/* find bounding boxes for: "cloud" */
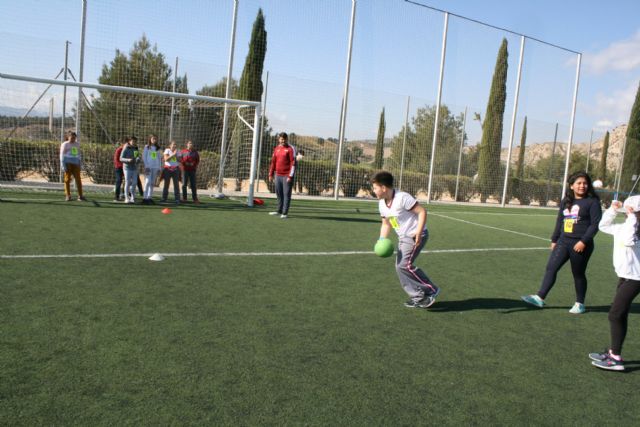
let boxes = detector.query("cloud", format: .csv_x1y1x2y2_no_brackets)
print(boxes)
583,30,640,74
581,80,638,130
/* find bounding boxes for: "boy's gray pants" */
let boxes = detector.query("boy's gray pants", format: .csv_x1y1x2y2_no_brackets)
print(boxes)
396,229,438,302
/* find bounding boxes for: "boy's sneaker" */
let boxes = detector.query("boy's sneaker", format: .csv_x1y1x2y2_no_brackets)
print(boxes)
592,353,625,371
280,214,288,219
521,294,545,308
404,299,422,308
569,302,586,314
269,211,280,216
78,196,87,201
420,287,441,308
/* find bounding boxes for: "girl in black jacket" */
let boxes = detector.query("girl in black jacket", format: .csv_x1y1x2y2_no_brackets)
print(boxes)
521,171,602,314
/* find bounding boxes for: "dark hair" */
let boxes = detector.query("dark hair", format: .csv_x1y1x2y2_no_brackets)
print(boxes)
65,131,76,140
278,132,288,140
563,171,599,209
147,134,158,147
371,170,394,187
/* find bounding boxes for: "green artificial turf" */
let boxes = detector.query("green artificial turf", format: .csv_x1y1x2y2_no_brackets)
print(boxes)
1,191,638,425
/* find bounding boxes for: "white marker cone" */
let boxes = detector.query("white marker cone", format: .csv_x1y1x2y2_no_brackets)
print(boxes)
149,253,165,261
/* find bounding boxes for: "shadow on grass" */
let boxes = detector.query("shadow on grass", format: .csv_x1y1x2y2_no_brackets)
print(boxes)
429,298,640,315
291,215,380,224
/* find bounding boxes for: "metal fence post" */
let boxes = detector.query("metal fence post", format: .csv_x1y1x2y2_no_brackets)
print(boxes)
398,95,410,191
454,106,468,201
560,52,582,200
334,0,357,200
216,0,239,196
501,35,525,207
426,12,448,203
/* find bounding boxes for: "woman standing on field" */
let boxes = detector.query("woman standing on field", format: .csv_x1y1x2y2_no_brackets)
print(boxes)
521,171,601,314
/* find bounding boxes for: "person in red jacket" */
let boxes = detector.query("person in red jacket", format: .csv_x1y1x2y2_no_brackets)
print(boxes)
113,138,126,202
180,139,200,203
268,132,296,219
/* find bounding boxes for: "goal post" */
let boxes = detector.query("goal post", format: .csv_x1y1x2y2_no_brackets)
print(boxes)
0,72,261,206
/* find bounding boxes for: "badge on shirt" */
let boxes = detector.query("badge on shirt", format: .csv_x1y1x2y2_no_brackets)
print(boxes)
389,216,400,230
151,152,157,159
563,219,575,233
70,147,78,156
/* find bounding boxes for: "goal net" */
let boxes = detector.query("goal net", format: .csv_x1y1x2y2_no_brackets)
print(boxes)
0,73,261,203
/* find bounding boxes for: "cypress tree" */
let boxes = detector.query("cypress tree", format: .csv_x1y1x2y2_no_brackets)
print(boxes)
477,38,508,202
230,9,267,190
516,116,527,180
621,81,640,192
374,107,386,170
598,131,609,185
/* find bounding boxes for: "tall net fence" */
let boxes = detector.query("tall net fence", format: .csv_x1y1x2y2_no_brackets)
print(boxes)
0,0,622,205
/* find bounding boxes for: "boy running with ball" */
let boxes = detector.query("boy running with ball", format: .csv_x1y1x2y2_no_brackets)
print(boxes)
371,171,440,308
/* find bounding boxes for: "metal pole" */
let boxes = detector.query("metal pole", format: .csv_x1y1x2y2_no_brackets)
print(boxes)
454,106,468,202
334,0,357,200
426,12,449,203
76,0,87,137
545,123,559,202
255,71,269,193
398,95,410,191
614,135,627,199
49,98,54,134
169,56,178,141
216,0,239,195
560,52,582,200
501,35,525,207
247,104,262,207
585,129,593,173
61,41,70,142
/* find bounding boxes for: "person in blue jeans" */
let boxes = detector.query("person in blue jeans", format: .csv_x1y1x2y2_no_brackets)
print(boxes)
268,132,296,219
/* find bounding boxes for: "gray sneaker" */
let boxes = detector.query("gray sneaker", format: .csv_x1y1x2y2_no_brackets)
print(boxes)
591,353,625,371
420,287,441,308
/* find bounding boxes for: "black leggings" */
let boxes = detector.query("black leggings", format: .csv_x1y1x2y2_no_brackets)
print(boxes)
537,239,594,303
609,278,640,355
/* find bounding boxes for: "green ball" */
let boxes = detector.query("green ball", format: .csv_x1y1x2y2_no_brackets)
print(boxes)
374,238,394,258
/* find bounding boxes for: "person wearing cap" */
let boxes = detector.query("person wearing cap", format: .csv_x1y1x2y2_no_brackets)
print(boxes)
521,171,602,314
589,195,640,371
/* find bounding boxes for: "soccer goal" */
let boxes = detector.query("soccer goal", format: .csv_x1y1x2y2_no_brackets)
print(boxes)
0,72,262,205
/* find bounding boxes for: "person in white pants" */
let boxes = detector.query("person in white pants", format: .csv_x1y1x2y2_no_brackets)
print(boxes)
143,134,163,205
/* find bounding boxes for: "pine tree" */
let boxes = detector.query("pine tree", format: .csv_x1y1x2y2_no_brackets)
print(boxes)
477,38,508,202
373,107,386,169
598,131,609,185
82,35,187,145
230,9,268,190
516,116,527,180
622,81,640,192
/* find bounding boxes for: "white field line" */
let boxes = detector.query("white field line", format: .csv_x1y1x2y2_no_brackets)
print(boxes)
0,247,549,260
429,212,550,242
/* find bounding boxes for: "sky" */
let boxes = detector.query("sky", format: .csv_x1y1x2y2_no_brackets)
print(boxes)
1,0,639,147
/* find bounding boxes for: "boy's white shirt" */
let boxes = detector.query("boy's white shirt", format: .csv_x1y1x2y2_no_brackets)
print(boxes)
599,207,640,280
378,190,423,238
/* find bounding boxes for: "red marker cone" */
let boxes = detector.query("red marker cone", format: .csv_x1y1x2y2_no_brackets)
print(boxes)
161,208,172,214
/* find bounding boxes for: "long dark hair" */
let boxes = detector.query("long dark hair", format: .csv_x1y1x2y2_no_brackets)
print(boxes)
562,171,599,210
